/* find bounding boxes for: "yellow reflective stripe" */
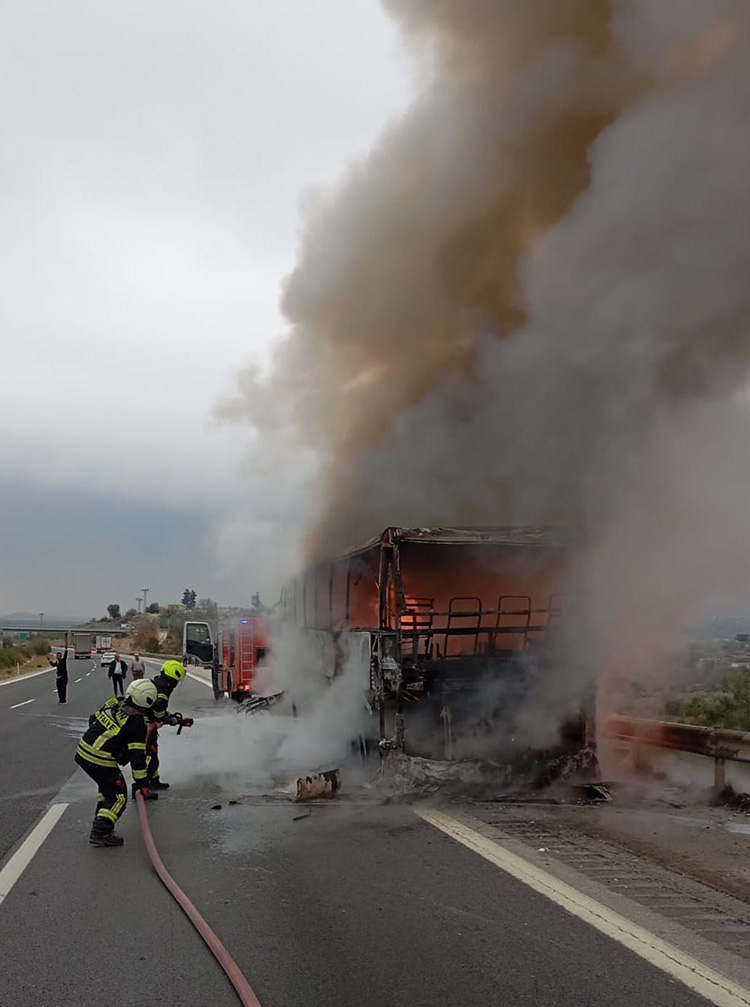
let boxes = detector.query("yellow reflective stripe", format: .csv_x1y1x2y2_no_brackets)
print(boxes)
87,729,120,753
132,768,147,780
128,742,146,751
97,793,126,824
77,743,117,767
79,739,118,762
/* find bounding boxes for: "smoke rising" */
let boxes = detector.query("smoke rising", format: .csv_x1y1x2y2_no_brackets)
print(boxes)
222,2,750,707
164,631,370,791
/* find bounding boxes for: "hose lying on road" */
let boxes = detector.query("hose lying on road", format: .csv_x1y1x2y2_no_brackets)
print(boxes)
135,792,262,1007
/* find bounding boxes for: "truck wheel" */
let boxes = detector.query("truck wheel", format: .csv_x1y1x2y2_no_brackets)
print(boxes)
212,671,222,701
226,673,233,701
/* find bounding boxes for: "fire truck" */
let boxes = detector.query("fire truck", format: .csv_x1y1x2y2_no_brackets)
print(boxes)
210,615,269,702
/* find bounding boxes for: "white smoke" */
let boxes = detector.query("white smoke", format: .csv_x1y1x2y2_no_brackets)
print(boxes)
218,0,750,732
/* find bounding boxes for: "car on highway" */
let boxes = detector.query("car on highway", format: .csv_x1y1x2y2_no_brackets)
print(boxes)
100,651,115,667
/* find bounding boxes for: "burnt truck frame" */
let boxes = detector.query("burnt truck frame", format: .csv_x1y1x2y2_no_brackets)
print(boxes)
280,526,589,764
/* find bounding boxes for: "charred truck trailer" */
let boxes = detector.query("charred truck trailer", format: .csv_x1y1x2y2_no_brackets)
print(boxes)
280,526,590,770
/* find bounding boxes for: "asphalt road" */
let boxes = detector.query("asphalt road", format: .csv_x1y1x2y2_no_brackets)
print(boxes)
0,656,103,861
0,662,723,1006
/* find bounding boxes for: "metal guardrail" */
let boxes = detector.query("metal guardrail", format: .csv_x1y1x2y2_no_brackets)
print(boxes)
603,714,750,795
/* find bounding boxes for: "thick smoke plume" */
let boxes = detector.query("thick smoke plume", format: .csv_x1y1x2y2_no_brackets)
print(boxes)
223,1,750,694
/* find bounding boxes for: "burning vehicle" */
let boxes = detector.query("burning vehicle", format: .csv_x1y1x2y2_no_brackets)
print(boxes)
280,525,593,783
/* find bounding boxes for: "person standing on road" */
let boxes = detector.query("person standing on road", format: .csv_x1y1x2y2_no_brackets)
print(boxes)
50,648,68,704
75,679,158,847
130,653,146,680
145,659,187,791
107,653,128,697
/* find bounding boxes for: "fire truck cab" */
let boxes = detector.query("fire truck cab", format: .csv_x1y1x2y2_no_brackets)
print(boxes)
212,615,269,702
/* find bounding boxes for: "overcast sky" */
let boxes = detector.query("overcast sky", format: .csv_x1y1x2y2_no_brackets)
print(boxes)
0,1,413,616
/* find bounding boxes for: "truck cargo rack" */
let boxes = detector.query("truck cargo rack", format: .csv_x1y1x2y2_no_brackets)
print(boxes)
398,594,560,660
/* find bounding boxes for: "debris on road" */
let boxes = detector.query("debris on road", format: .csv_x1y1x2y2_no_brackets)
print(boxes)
717,784,750,813
295,768,341,802
236,691,285,715
293,810,312,822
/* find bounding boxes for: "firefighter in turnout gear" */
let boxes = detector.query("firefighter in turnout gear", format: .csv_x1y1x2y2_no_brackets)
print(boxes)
75,679,158,847
146,659,187,790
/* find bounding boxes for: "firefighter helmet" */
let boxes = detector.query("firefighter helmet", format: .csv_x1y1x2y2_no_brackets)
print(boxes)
125,679,158,710
161,659,186,682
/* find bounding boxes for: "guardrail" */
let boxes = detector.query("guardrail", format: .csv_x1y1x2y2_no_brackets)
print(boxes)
603,714,750,796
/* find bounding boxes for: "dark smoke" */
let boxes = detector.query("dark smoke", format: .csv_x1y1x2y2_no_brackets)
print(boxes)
221,0,750,691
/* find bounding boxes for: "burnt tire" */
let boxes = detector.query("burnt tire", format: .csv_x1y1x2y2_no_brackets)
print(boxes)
212,671,222,701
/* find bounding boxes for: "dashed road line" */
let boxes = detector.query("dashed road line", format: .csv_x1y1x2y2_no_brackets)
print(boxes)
416,807,750,1007
74,677,82,683
9,698,35,710
0,804,69,907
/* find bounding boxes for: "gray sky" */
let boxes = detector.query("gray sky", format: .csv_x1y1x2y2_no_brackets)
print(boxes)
0,0,413,616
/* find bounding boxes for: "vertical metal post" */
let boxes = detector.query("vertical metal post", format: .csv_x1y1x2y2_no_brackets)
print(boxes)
441,705,453,760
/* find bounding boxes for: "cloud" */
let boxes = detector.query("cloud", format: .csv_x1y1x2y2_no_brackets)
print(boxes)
0,1,412,610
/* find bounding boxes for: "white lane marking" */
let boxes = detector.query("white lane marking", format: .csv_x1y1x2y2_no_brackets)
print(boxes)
186,671,211,688
0,803,69,907
139,655,211,689
9,698,35,710
415,808,750,1007
74,677,82,683
85,672,91,677
0,667,52,688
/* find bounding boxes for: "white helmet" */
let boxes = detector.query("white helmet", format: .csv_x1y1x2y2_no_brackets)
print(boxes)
125,679,158,711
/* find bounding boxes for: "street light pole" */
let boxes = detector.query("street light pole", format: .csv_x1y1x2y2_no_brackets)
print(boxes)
142,588,149,612
136,597,142,614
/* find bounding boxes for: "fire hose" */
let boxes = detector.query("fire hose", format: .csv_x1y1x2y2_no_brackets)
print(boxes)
135,718,262,1007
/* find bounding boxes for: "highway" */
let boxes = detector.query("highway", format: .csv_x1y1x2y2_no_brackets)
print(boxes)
0,658,748,1006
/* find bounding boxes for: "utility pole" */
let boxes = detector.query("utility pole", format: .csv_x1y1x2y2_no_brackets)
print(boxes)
136,596,142,614
39,613,44,630
142,588,149,611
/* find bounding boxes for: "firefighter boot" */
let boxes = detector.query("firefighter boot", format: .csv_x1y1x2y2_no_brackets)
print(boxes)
150,780,170,790
89,822,124,847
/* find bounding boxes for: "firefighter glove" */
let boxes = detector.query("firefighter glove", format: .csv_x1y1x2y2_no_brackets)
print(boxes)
132,783,158,800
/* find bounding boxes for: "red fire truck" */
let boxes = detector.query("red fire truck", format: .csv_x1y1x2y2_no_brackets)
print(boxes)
211,615,269,702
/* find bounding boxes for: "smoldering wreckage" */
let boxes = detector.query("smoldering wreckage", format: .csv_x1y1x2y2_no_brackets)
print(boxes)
195,526,600,805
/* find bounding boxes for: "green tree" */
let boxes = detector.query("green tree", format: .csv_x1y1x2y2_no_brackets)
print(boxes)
182,589,197,610
107,604,121,621
683,667,750,731
146,602,160,614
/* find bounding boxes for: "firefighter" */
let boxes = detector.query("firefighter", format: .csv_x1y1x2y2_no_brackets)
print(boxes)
145,659,187,790
74,679,158,847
